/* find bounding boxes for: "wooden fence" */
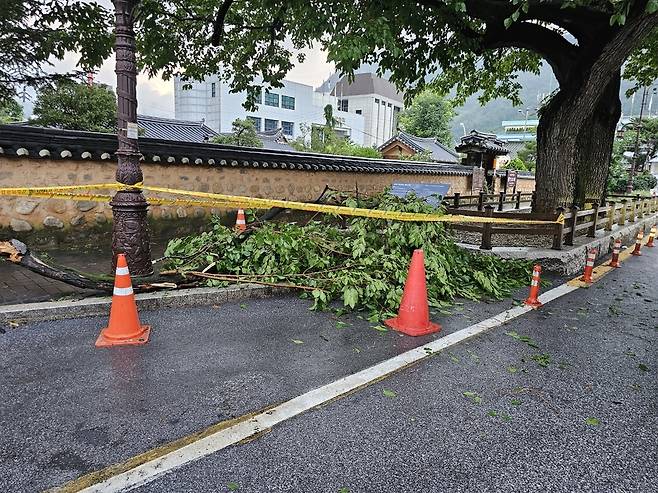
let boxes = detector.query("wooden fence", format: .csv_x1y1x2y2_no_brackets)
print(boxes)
444,195,658,250
442,191,535,211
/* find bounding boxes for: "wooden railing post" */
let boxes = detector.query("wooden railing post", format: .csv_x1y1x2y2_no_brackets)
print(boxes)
618,199,627,226
453,192,461,209
636,195,644,219
552,206,565,250
477,191,485,211
587,203,600,237
629,198,636,223
515,191,522,209
565,205,579,246
498,191,505,211
605,201,615,232
480,205,494,250
530,191,536,211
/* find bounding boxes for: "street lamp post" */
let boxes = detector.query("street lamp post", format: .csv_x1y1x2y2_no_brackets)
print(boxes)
460,122,467,136
111,0,153,275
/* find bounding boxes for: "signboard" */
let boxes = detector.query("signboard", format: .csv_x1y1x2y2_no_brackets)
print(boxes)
471,167,485,193
390,183,451,206
506,170,518,192
126,122,139,140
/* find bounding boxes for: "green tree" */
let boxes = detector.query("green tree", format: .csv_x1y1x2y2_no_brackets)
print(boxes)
31,81,117,132
516,140,537,171
133,0,658,212
607,117,658,192
0,1,113,102
211,118,263,147
0,98,23,123
290,122,382,158
398,90,455,146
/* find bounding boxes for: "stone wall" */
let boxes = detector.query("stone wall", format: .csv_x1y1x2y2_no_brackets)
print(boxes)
0,157,535,238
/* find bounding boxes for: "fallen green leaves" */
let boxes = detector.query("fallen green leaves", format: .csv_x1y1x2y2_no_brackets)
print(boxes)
505,331,539,348
585,417,600,426
383,389,397,398
164,192,532,318
463,391,482,404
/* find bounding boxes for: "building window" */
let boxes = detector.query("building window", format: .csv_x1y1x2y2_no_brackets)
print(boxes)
337,99,349,112
355,109,362,115
255,88,262,104
394,106,401,113
281,95,295,110
374,98,380,104
264,118,278,131
211,82,216,98
246,116,261,132
381,100,387,105
281,121,294,136
264,91,279,107
388,102,392,107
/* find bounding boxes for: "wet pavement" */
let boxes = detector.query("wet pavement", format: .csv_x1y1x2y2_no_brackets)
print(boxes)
0,283,528,493
0,248,655,492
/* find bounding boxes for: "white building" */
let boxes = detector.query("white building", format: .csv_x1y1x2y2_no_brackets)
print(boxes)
326,73,405,148
174,76,367,145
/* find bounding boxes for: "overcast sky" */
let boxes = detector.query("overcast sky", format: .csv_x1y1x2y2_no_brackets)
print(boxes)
23,44,335,119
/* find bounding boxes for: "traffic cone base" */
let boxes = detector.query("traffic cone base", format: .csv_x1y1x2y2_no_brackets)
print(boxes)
524,298,543,309
523,265,543,309
385,249,441,337
95,325,151,348
385,317,441,337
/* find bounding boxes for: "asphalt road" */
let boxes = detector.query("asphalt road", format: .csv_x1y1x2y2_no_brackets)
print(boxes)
134,249,658,492
0,272,527,492
1,249,655,492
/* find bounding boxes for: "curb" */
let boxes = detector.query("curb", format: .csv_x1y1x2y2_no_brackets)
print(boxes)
0,284,288,324
459,212,658,275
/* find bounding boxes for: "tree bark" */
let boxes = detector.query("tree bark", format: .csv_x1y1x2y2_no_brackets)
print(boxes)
573,71,622,207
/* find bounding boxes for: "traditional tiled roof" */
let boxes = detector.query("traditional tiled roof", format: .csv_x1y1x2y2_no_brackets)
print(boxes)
136,115,217,143
378,131,459,164
0,124,474,176
215,128,295,151
456,130,509,155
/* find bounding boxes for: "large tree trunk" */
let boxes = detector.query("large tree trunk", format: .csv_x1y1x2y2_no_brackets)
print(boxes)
534,89,582,213
572,71,622,207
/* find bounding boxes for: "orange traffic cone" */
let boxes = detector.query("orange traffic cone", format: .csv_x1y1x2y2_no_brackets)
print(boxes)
609,238,622,268
235,208,247,233
580,248,597,283
524,265,542,308
646,225,656,247
95,254,151,348
631,230,644,256
385,249,441,337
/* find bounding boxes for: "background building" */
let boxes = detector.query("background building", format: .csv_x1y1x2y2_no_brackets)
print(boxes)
174,76,366,145
325,73,404,148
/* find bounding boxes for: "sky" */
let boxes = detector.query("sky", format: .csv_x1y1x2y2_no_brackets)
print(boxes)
23,45,335,119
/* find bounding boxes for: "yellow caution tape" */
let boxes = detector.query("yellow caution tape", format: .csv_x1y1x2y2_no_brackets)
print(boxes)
0,183,564,225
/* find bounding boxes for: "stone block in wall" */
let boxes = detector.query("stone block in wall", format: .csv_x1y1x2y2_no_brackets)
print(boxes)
15,200,39,215
10,218,32,232
43,216,64,228
95,213,107,224
70,215,86,226
77,201,97,212
46,199,68,214
176,207,187,218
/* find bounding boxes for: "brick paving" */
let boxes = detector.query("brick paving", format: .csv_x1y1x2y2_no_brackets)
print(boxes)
0,242,167,306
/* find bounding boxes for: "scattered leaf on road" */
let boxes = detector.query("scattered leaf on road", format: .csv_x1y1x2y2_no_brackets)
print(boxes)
383,389,396,398
531,353,551,368
507,366,518,374
239,304,247,310
585,417,600,426
511,399,522,406
291,339,304,344
463,391,482,404
335,321,349,329
227,482,239,491
638,363,649,372
338,488,350,493
372,325,388,332
487,410,499,417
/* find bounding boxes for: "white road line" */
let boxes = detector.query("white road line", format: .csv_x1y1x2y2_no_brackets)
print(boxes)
77,282,580,493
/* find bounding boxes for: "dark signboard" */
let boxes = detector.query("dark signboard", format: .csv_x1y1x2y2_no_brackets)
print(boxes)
390,183,451,206
506,170,518,192
471,167,485,193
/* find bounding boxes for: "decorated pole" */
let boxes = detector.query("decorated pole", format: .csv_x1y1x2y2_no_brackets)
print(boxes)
111,0,153,275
